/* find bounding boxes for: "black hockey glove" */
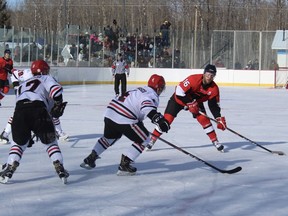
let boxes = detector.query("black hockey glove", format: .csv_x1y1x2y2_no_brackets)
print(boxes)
4,64,12,74
150,112,170,133
51,101,68,118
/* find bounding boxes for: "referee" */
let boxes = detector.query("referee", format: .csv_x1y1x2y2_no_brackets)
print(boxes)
111,53,130,97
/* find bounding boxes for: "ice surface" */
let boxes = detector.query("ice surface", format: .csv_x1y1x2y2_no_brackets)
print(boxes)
0,84,287,216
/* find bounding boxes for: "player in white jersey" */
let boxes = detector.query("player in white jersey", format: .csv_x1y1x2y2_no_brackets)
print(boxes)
80,74,170,175
0,60,69,184
0,68,69,144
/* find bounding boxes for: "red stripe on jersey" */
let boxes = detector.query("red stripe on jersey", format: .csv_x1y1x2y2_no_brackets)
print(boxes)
49,86,62,98
99,137,110,149
10,146,23,154
131,124,147,140
47,146,60,154
132,142,145,152
109,102,135,119
141,101,153,105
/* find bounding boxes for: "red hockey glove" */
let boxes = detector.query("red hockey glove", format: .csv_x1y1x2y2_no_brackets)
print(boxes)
186,101,199,115
216,117,227,130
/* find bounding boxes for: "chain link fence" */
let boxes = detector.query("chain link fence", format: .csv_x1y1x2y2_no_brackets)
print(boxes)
0,26,281,70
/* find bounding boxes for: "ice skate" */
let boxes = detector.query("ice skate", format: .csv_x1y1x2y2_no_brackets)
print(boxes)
117,154,137,176
0,161,19,184
80,150,100,170
0,131,9,144
56,131,69,142
213,141,224,152
53,160,69,184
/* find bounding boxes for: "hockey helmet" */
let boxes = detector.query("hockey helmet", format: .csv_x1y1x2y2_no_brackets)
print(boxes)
148,74,166,95
31,60,50,75
204,64,217,75
4,49,11,55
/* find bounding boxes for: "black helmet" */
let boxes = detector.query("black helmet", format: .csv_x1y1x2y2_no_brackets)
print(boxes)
204,64,217,75
4,49,11,55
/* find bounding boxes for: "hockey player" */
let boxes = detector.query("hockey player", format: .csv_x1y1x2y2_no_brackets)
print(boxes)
0,60,69,184
147,64,227,152
80,74,170,175
0,49,13,106
0,68,69,144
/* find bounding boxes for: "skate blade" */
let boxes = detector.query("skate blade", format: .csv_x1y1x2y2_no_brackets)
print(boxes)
80,163,94,170
61,177,68,184
0,176,9,184
0,139,8,145
217,148,225,153
59,136,69,142
116,170,137,176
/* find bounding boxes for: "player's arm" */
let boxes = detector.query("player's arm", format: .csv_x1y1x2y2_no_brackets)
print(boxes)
147,109,170,133
175,85,191,104
111,62,116,76
208,96,227,130
208,97,221,118
47,77,67,118
4,62,13,74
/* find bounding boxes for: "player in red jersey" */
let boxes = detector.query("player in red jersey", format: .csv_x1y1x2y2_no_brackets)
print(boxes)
0,49,13,106
147,64,227,152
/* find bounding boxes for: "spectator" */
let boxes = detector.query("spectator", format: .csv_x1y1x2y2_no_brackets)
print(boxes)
270,60,279,70
213,57,225,67
111,19,121,41
244,60,254,70
160,20,171,47
14,44,20,62
234,61,242,69
70,44,77,60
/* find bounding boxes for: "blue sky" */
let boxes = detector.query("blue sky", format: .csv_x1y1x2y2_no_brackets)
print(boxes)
6,0,23,8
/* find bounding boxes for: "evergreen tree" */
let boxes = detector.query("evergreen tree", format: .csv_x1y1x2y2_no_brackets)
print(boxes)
0,0,10,28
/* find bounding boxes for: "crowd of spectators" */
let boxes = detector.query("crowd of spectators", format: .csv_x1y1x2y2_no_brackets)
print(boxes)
61,19,186,68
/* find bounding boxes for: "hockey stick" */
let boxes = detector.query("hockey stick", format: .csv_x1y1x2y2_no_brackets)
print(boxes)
150,134,242,174
199,111,285,156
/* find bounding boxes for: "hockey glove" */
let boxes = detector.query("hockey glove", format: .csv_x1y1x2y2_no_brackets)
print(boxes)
186,100,199,115
4,64,12,74
151,112,170,133
216,116,227,130
51,101,68,118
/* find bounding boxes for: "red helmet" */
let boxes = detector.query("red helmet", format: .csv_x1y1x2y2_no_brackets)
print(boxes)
148,74,166,95
31,60,50,75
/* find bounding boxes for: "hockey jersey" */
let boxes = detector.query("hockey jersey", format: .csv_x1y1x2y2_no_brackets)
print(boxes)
0,57,13,80
16,75,63,109
11,68,33,88
111,60,129,75
105,86,159,124
174,74,221,118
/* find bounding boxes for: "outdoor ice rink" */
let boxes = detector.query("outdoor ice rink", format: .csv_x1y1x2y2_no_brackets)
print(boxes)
0,84,288,216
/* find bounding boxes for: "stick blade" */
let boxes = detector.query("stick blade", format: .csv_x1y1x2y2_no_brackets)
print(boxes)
220,166,242,174
272,151,285,156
